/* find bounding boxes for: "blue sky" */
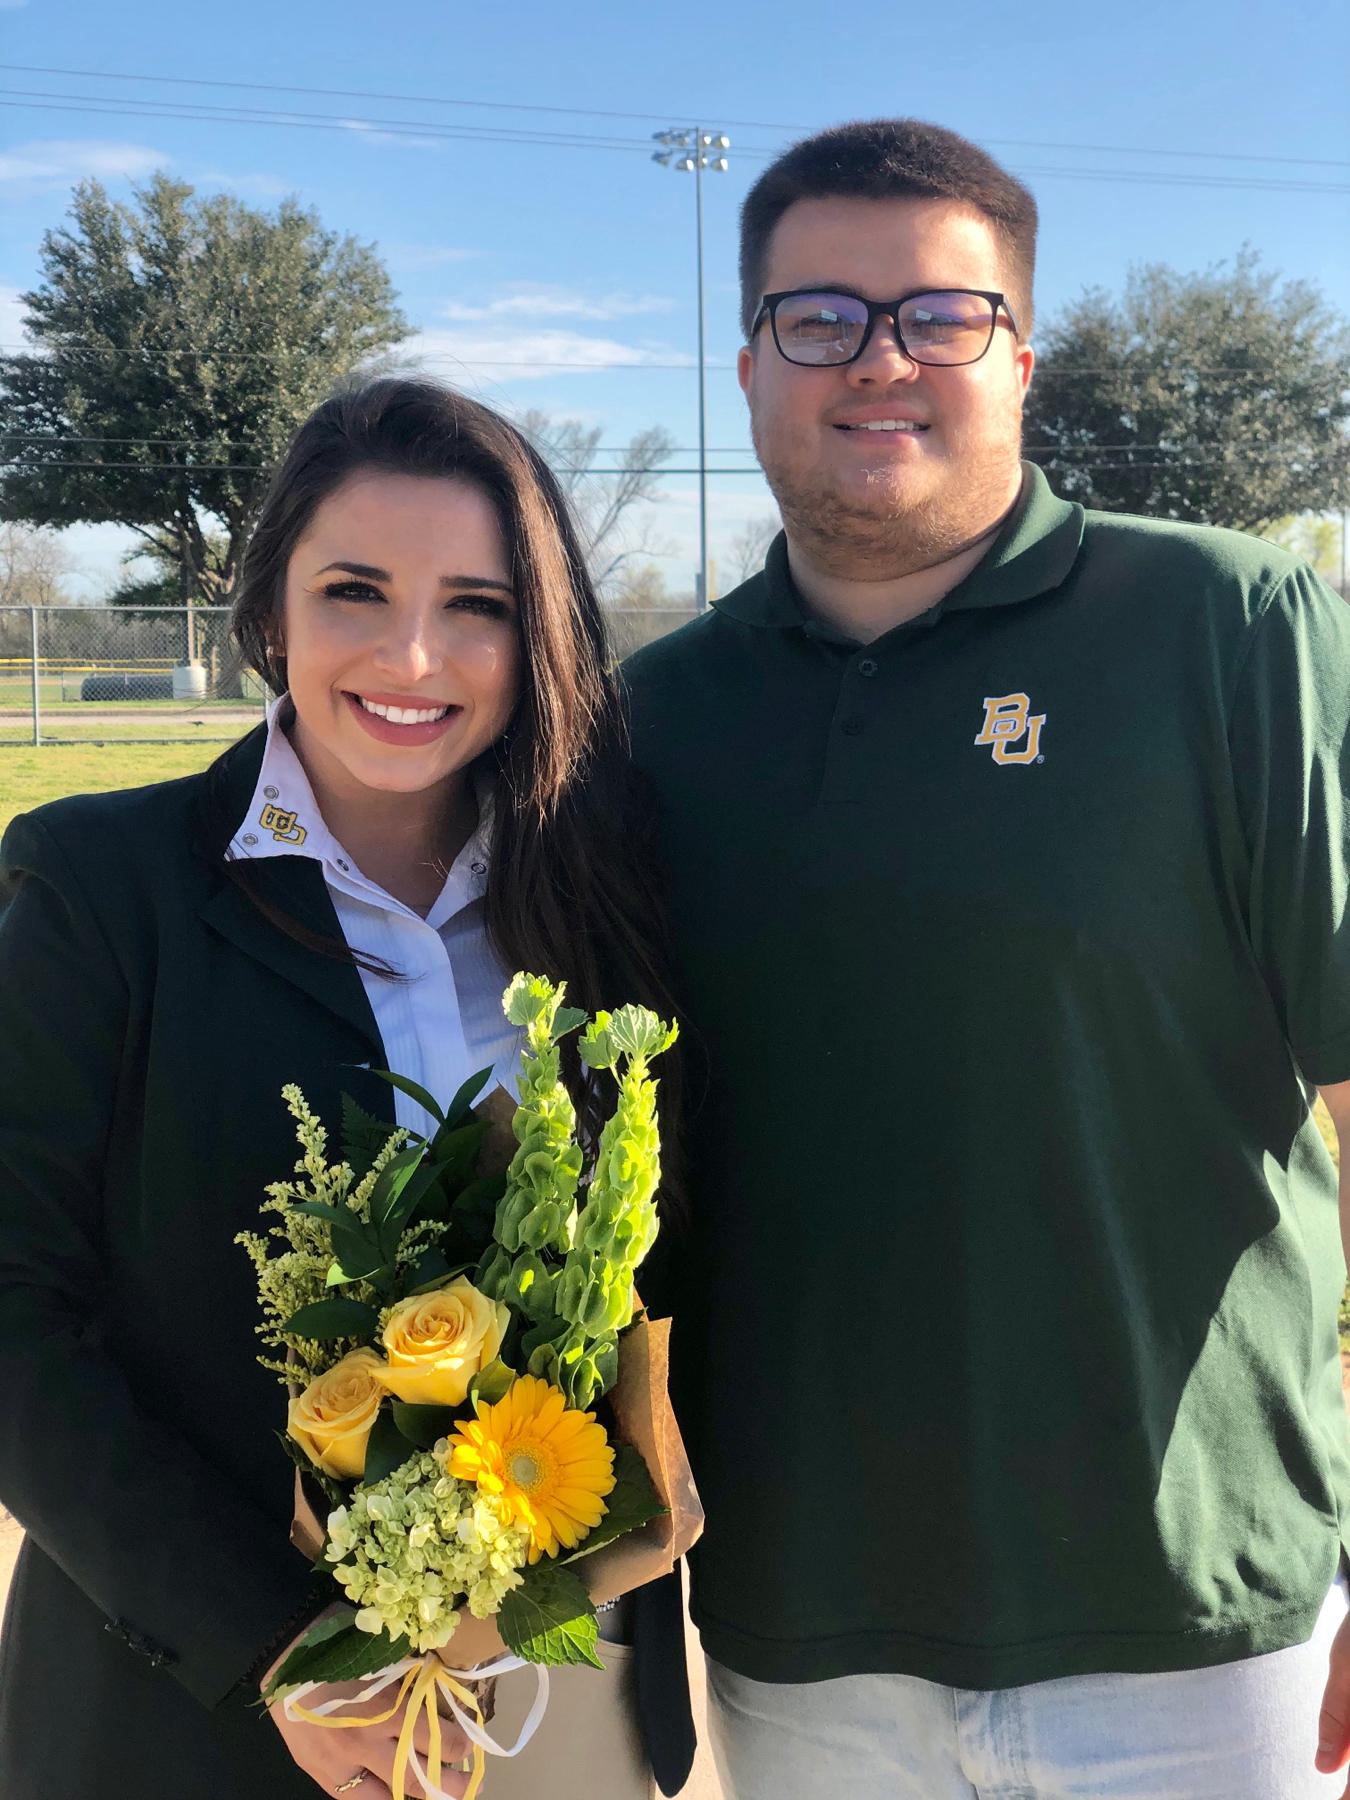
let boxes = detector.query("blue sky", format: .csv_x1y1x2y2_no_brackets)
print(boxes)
2,0,1348,599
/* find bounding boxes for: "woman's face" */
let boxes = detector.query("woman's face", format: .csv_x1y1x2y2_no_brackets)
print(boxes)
280,470,522,804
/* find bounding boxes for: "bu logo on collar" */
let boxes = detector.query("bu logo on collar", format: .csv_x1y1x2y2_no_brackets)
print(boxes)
975,693,1046,765
259,802,307,845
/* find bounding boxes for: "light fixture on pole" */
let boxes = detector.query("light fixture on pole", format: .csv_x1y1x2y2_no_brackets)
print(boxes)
653,127,730,610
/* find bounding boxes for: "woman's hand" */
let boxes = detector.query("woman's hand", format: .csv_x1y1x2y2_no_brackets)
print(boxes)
262,1608,473,1799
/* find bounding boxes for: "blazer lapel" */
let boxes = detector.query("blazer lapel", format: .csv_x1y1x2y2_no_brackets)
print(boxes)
198,858,385,1057
196,726,384,1058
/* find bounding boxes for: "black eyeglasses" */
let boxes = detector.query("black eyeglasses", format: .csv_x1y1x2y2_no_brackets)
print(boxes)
751,287,1019,368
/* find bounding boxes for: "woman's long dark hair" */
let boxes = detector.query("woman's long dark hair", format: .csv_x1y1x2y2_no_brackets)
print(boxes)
205,376,685,1226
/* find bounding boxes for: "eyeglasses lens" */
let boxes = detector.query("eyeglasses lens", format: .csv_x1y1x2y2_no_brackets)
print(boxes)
896,292,997,364
772,292,870,365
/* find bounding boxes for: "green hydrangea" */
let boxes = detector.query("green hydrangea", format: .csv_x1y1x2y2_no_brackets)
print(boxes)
325,1449,529,1652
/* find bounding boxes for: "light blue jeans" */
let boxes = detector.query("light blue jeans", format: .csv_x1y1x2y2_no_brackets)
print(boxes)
707,1578,1348,1799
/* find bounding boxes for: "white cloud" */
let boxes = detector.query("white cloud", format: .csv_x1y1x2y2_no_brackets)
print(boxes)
0,139,166,189
337,119,447,152
0,282,30,347
438,285,674,324
384,325,694,386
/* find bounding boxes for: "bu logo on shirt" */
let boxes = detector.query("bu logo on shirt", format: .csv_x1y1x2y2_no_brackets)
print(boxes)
259,802,307,845
974,693,1046,765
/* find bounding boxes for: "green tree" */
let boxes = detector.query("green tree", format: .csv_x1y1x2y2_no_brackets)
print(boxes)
0,174,408,610
1024,249,1350,532
1262,513,1345,586
104,533,224,607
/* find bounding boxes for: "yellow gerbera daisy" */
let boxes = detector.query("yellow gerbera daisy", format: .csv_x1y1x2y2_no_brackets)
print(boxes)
445,1374,616,1563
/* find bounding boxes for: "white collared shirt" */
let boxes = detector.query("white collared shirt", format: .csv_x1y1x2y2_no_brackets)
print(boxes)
228,701,521,1137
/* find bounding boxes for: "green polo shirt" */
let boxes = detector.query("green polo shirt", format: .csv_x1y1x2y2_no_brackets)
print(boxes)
622,464,1350,1690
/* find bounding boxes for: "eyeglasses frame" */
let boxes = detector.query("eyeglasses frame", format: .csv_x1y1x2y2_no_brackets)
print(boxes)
750,286,1021,369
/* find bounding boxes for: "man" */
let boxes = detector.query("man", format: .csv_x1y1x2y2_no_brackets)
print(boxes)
622,119,1350,1798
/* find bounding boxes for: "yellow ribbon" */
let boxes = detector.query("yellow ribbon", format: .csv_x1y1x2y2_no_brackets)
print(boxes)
288,1656,489,1800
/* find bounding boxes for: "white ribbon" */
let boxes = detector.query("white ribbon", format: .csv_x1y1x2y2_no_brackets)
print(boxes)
284,1650,550,1799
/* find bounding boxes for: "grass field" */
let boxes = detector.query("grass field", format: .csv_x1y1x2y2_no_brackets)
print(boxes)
0,741,225,835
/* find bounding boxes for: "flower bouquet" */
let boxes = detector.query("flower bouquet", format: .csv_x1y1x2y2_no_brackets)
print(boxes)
238,973,701,1798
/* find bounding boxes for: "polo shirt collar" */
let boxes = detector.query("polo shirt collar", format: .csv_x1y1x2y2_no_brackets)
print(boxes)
228,696,493,928
717,462,1084,631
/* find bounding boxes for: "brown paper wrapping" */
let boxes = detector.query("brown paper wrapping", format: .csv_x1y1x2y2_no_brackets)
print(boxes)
289,1082,702,1663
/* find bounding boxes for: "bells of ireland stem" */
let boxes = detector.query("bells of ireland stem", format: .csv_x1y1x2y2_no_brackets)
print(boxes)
490,974,586,1258
556,1006,677,1341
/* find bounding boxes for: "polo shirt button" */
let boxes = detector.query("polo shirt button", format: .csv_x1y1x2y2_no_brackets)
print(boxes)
858,659,879,677
841,716,864,736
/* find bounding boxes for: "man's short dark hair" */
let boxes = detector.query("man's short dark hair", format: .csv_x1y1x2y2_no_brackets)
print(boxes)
739,118,1038,341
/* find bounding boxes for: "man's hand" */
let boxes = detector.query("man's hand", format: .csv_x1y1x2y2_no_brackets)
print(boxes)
1317,1609,1350,1791
1317,1079,1350,1793
261,1606,472,1799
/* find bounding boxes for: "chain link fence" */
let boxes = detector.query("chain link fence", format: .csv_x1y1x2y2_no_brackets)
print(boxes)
0,604,698,747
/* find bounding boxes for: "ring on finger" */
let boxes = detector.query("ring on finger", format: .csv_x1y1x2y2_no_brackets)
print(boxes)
334,1777,366,1794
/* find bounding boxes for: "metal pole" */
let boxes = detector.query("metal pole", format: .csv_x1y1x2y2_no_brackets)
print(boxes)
29,605,40,746
694,128,709,611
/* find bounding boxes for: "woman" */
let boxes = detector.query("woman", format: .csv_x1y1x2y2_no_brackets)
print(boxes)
0,378,694,1799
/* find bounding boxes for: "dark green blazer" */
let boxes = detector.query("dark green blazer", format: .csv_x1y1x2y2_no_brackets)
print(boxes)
0,727,694,1798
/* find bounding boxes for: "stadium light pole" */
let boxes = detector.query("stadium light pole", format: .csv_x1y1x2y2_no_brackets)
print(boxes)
653,128,730,610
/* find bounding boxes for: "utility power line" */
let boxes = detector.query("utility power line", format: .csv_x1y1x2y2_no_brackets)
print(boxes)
0,434,1321,458
0,456,1313,475
3,93,1350,196
0,344,1311,378
3,62,1348,171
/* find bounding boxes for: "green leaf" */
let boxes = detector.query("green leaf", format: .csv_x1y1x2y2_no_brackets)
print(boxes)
389,1401,459,1449
443,1066,494,1130
263,1620,411,1703
468,1358,516,1408
376,1159,441,1249
454,1171,507,1223
553,1006,589,1040
366,1143,428,1226
293,1604,359,1650
404,1249,471,1294
330,1216,388,1282
341,1092,397,1181
563,1444,667,1563
282,1297,379,1341
362,1407,418,1485
288,1200,355,1229
428,1120,489,1187
520,1315,568,1363
369,1068,446,1127
496,1562,601,1669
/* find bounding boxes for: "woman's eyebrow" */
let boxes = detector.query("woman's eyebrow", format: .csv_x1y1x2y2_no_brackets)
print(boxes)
314,561,514,596
440,574,515,595
315,559,389,579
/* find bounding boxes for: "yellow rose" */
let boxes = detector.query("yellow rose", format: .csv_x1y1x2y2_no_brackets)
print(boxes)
287,1348,385,1480
376,1277,509,1408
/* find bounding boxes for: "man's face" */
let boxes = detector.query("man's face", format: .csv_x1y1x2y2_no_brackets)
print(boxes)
739,195,1035,575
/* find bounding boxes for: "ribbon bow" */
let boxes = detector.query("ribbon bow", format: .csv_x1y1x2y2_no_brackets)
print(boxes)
284,1650,550,1800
